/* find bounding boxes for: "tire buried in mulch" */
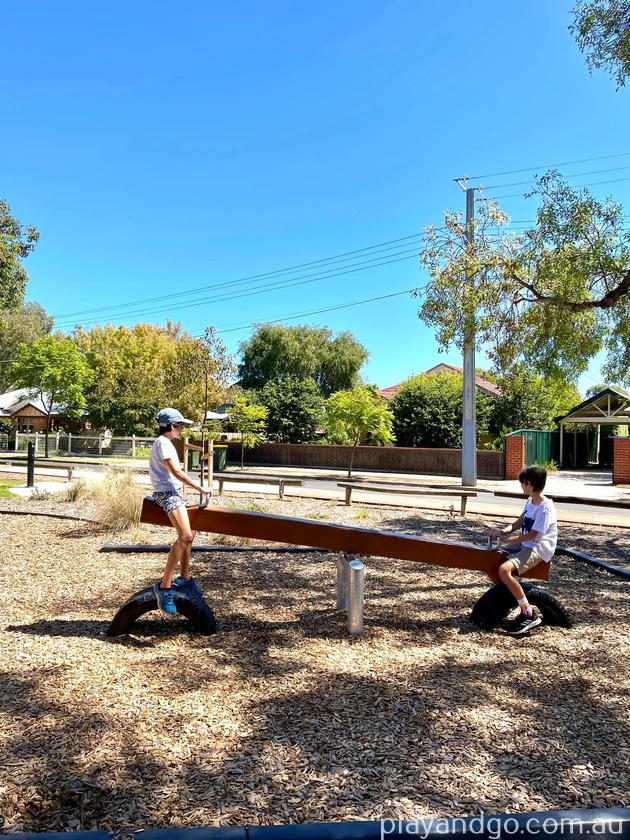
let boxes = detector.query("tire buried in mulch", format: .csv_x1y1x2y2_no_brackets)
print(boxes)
471,582,572,630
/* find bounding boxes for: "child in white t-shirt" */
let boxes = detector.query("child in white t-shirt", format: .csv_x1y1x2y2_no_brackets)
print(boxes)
149,408,209,615
488,465,558,636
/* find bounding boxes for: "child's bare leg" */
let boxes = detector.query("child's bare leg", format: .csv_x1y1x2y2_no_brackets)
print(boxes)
498,559,526,601
179,529,196,580
160,507,194,589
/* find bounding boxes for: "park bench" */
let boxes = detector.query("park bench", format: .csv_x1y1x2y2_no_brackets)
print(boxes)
337,481,477,515
216,473,304,500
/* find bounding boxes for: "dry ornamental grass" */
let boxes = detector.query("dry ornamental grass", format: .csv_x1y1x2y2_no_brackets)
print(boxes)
0,492,628,833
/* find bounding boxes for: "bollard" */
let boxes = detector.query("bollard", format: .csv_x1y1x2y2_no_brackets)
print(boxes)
27,441,35,487
336,554,349,609
347,558,365,635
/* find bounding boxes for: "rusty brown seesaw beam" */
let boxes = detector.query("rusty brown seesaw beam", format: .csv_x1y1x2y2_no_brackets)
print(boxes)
105,497,555,637
140,497,549,582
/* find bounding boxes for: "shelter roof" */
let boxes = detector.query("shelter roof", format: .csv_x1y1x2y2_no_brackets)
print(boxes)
556,387,630,425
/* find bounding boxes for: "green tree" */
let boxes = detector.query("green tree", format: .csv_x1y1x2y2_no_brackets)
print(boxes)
325,386,395,478
238,324,368,397
390,372,494,449
570,0,630,88
74,323,232,434
417,172,630,385
252,376,325,443
489,369,582,435
0,200,39,311
12,334,93,457
0,302,53,391
229,394,268,469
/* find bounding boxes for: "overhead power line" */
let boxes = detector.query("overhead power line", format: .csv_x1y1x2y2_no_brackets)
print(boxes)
466,152,630,181
202,287,426,337
52,232,423,323
54,251,421,330
484,175,630,201
482,164,630,191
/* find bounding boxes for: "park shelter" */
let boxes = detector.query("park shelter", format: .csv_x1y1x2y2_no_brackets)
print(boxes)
556,387,630,467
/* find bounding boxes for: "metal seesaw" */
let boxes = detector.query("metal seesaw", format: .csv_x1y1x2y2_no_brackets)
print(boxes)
106,498,570,637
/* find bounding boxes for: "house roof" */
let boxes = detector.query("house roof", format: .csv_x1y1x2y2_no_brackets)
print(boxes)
0,389,64,417
378,364,503,400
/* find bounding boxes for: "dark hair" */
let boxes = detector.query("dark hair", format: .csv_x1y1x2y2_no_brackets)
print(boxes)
518,465,547,492
158,424,172,435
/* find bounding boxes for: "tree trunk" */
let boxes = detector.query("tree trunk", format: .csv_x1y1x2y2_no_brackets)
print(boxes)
241,439,245,470
45,415,50,458
348,437,359,478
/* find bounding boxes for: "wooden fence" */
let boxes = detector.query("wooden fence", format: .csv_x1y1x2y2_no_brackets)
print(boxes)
226,442,504,479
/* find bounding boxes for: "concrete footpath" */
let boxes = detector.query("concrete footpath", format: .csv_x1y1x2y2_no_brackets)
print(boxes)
2,461,629,529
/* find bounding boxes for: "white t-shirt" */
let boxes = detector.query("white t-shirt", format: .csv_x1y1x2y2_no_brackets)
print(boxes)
149,436,183,493
521,497,558,562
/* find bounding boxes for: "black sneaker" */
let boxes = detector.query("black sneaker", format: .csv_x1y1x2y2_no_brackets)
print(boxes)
508,609,542,636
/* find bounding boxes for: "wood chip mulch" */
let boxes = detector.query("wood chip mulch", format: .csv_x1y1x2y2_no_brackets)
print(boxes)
1,493,629,833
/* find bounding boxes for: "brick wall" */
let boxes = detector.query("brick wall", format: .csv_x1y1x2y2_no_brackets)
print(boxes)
613,437,630,485
505,435,525,480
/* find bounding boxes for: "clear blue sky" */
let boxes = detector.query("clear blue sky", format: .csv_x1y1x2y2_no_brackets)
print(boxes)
2,0,629,394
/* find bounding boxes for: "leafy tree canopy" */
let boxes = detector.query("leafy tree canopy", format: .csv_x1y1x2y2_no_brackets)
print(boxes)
390,372,494,449
489,368,582,435
0,199,39,311
250,375,325,444
12,334,93,455
325,386,394,477
570,0,630,88
74,322,233,434
417,173,630,385
0,302,53,391
229,393,268,469
238,324,368,397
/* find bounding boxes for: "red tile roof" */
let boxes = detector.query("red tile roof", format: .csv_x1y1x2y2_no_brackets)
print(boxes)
378,364,503,400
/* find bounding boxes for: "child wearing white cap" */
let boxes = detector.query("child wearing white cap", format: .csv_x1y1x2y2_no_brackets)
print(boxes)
149,407,209,614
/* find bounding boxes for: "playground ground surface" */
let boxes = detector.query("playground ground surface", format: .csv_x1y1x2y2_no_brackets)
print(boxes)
1,490,629,833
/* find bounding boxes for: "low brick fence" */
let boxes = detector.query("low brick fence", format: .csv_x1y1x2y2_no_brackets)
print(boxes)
227,442,505,480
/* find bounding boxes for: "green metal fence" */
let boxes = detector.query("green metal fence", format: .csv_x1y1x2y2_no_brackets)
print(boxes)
504,429,559,466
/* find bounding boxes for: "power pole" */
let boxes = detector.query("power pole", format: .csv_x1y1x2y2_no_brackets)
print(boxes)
456,181,477,487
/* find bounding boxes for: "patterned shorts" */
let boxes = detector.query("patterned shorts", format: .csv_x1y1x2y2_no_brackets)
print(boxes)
153,489,187,514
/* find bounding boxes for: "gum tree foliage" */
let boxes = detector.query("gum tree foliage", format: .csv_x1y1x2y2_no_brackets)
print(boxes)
390,372,494,448
417,173,630,386
238,324,368,397
0,302,53,391
570,0,630,88
74,323,233,434
489,369,582,435
250,376,325,443
12,334,93,457
0,199,39,311
229,394,268,469
325,386,395,478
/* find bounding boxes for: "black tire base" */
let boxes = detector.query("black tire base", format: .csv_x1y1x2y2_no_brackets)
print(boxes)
107,586,217,636
470,582,572,631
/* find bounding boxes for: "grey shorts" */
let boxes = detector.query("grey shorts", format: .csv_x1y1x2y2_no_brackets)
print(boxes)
502,545,546,575
153,489,187,515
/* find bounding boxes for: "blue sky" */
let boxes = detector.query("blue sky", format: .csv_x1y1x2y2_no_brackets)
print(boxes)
2,0,629,394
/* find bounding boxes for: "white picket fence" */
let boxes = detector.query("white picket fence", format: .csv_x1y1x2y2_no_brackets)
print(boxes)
13,432,156,457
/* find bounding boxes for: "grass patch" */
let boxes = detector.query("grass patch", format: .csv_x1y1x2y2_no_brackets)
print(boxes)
0,478,23,498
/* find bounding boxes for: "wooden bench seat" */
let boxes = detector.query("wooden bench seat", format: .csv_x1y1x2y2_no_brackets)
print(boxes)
337,482,477,515
216,474,303,500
